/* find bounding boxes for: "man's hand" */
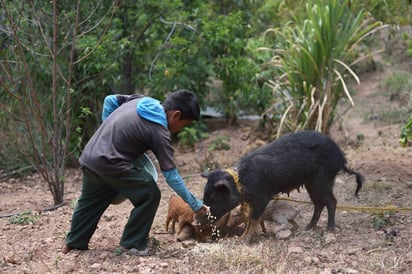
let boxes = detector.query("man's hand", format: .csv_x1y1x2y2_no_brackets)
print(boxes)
195,204,210,215
192,204,210,228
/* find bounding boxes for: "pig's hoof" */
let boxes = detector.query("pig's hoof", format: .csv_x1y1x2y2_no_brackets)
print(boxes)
304,224,314,230
240,233,255,245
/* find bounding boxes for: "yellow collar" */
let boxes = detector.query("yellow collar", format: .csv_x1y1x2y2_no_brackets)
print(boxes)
225,168,242,194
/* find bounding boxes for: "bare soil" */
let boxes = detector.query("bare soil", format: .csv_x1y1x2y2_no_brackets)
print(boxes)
1,63,411,273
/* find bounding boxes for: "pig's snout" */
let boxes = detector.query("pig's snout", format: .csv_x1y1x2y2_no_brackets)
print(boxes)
192,209,212,228
192,214,207,227
191,220,201,227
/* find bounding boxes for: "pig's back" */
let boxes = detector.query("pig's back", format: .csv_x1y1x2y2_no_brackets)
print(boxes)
238,131,346,191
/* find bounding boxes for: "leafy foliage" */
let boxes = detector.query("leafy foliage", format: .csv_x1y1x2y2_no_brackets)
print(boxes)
372,210,395,230
400,115,412,147
377,71,412,127
0,0,120,204
177,121,208,149
351,0,412,26
260,0,383,135
201,10,269,123
208,135,231,151
9,212,39,225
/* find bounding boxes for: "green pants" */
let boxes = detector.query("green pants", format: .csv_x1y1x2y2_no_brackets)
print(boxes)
66,165,160,250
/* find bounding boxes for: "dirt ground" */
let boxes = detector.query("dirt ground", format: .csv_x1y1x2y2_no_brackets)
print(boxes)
1,60,412,273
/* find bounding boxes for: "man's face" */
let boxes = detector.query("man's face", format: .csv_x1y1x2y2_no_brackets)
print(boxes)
167,110,193,133
169,119,192,133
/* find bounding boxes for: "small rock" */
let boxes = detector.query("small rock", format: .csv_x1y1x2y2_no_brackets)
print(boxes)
303,256,320,265
63,266,76,273
181,240,196,248
5,252,18,265
43,237,54,244
343,268,358,274
303,237,313,243
324,233,336,244
289,246,303,253
319,269,332,274
99,251,110,260
90,263,101,269
129,266,140,272
406,251,412,262
406,181,412,188
345,247,361,255
103,215,113,221
147,263,158,270
276,229,292,239
139,265,152,274
339,211,348,216
160,262,169,268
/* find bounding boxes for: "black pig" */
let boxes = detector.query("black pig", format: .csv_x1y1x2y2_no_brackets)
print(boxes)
196,130,364,243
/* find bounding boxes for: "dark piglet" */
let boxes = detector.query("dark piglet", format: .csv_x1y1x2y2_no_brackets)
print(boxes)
196,130,364,243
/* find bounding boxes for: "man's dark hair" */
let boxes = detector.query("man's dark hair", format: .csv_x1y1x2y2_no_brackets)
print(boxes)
163,89,200,121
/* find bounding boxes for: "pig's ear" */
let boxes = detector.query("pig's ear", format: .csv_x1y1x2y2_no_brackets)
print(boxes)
214,180,231,193
201,172,209,178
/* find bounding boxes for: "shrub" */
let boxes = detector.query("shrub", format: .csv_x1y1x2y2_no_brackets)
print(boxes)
261,0,383,136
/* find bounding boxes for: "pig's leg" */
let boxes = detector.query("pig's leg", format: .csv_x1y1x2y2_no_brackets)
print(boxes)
241,199,269,242
253,202,267,233
305,175,337,231
289,219,299,231
259,219,266,233
239,203,259,241
323,183,337,231
243,219,261,243
165,217,171,231
171,219,176,232
240,203,252,236
305,180,325,230
314,173,337,231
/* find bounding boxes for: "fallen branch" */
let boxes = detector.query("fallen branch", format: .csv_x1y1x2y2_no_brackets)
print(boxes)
0,202,66,218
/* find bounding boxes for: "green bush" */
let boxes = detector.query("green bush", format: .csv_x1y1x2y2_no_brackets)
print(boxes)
261,0,382,136
372,210,395,229
377,71,412,126
400,115,412,147
208,135,231,151
177,121,208,149
9,212,39,225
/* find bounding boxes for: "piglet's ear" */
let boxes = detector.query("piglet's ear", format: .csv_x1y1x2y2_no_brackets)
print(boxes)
200,172,209,178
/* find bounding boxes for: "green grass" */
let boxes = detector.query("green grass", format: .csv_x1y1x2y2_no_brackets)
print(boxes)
380,70,412,97
262,0,382,135
208,135,231,151
8,212,39,225
374,70,412,125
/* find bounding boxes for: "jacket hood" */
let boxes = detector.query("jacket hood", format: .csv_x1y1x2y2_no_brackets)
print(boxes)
137,97,168,128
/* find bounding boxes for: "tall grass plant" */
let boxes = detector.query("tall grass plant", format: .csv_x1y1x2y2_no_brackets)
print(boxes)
262,0,384,136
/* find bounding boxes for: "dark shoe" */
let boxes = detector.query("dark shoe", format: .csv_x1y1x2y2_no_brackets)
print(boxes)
127,247,150,256
121,246,155,256
62,245,88,254
62,245,73,254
